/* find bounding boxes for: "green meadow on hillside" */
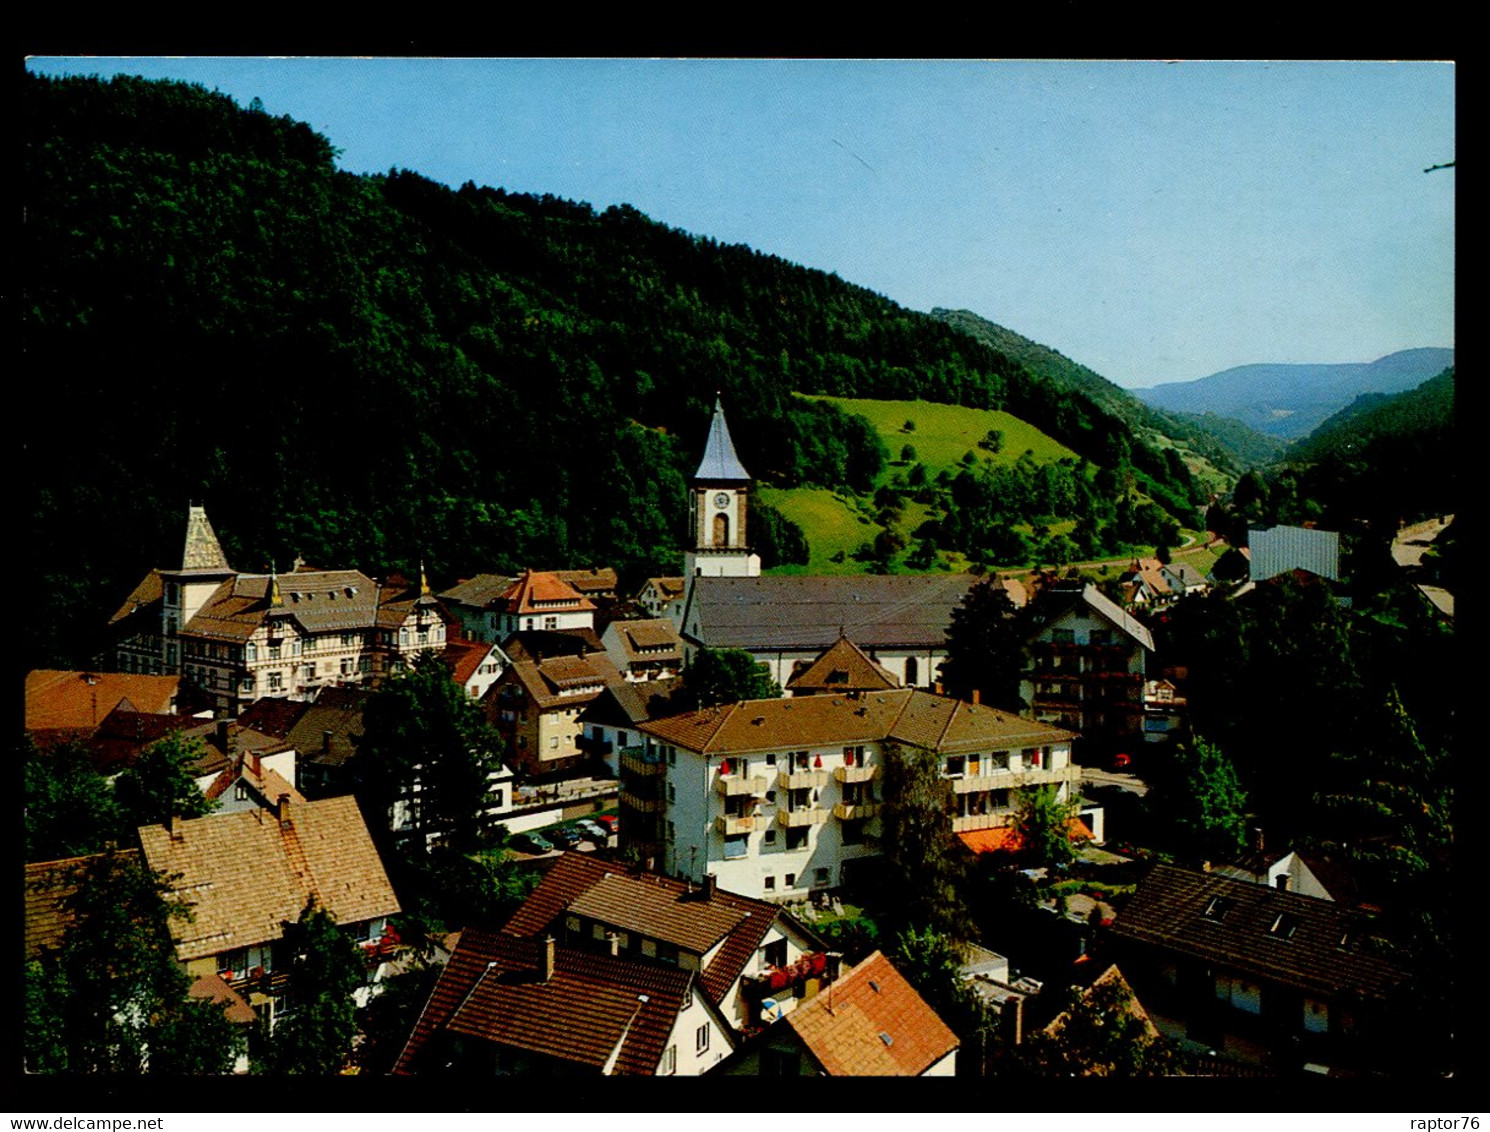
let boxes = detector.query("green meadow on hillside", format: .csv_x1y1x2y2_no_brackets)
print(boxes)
803,395,1078,483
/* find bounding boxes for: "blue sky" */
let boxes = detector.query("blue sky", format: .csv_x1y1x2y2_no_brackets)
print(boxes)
26,57,1454,389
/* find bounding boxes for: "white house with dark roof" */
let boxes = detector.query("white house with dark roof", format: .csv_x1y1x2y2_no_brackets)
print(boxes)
603,618,684,683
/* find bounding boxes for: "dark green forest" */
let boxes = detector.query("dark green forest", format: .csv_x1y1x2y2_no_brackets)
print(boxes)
26,72,1206,668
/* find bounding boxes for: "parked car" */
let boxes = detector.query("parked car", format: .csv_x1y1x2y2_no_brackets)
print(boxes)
549,826,583,849
514,832,553,854
596,814,620,835
576,819,609,844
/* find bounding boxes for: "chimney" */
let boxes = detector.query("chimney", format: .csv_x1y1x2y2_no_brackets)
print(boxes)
216,719,231,754
1200,860,1211,873
702,873,716,901
1252,826,1265,854
278,793,292,827
250,751,262,777
607,931,621,957
933,681,944,696
542,935,556,982
169,814,183,840
322,729,333,754
971,688,981,706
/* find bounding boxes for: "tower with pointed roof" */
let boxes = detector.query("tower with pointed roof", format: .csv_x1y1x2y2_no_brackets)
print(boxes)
684,398,761,581
158,504,238,672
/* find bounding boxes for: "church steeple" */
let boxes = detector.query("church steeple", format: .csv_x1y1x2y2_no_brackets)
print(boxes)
693,395,751,483
684,396,761,580
181,504,232,574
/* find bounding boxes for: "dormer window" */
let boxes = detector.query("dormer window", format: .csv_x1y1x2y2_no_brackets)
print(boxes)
1269,913,1300,940
1201,896,1235,923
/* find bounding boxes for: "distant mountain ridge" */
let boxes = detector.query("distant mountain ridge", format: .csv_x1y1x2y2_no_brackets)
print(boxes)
1134,348,1455,440
929,307,1283,476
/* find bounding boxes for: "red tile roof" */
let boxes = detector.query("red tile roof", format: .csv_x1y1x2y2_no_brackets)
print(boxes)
25,670,182,731
187,973,257,1025
394,928,689,1076
500,853,792,1008
500,571,595,616
785,636,899,694
785,950,958,1075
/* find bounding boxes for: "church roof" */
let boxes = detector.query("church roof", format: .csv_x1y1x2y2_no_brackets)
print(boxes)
693,398,751,483
785,635,900,694
177,505,233,575
681,573,980,652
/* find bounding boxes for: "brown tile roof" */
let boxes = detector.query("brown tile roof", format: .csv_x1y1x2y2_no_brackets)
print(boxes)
136,795,399,962
785,636,899,694
109,570,164,626
438,573,516,609
614,619,683,657
373,573,449,630
188,973,257,1025
500,853,793,1008
499,653,617,713
501,628,605,661
582,678,683,728
282,693,369,769
568,874,748,955
1108,862,1407,1000
682,573,980,651
183,569,379,642
552,567,619,597
25,852,141,959
785,950,958,1075
395,928,690,1076
642,576,686,601
235,697,311,740
26,670,182,731
640,690,1075,757
500,571,595,616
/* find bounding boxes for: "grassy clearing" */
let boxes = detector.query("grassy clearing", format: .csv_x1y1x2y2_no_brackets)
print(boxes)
757,484,875,573
804,394,1077,484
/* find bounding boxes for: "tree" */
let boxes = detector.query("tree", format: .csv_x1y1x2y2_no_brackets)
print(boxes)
24,737,125,861
1015,970,1174,1077
24,850,243,1073
355,652,505,855
253,898,364,1075
900,442,917,463
668,646,781,711
354,954,443,1074
880,742,973,937
940,576,1024,710
1145,736,1249,863
892,925,1001,1075
114,731,218,832
1012,784,1078,869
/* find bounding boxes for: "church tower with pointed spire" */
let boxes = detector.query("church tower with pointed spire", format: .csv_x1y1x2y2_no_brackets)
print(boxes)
684,397,761,580
158,504,237,671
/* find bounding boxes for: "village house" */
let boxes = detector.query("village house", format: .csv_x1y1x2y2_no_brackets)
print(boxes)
135,794,401,1027
784,634,900,697
622,688,1077,902
602,617,685,684
1107,862,1408,1071
1247,524,1341,584
637,575,686,620
484,648,623,780
1021,581,1154,753
395,852,831,1075
442,636,509,701
436,573,514,643
26,669,193,738
722,949,958,1076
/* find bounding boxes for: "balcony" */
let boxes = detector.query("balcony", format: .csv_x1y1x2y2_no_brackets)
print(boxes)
777,808,829,828
950,766,1076,793
619,789,664,814
620,746,665,777
717,773,770,797
833,764,877,784
777,769,828,790
833,801,882,821
716,814,758,836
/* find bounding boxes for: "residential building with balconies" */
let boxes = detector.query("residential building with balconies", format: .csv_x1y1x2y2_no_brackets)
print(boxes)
626,689,1077,902
1021,582,1153,754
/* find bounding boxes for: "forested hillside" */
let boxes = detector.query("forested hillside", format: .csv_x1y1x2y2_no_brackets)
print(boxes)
1206,368,1455,546
24,73,1204,667
930,307,1278,478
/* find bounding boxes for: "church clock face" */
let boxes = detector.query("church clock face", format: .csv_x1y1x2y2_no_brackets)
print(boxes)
713,492,731,510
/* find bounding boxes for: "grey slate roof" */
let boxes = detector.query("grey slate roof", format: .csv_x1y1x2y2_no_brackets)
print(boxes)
693,398,752,482
681,573,979,652
1248,525,1340,583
